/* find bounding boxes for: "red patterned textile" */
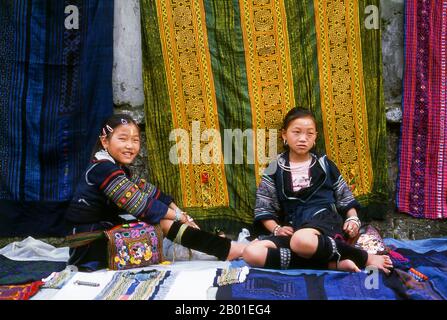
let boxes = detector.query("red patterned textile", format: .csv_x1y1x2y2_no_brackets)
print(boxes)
398,0,447,218
0,281,44,300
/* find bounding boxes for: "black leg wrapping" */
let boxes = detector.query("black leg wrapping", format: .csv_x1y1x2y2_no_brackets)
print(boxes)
166,221,231,261
166,221,182,239
265,248,327,270
312,234,338,262
334,239,368,268
264,247,281,269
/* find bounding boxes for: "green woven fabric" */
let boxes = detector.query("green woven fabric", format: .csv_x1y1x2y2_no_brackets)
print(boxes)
140,0,181,203
357,0,389,218
202,0,257,223
284,0,326,153
140,0,388,234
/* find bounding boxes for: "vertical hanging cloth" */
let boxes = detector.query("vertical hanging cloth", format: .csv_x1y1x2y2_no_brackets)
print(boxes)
311,0,388,218
140,0,387,234
0,1,114,236
397,0,447,219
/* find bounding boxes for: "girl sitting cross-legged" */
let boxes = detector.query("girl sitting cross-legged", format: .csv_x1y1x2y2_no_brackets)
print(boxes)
242,107,393,274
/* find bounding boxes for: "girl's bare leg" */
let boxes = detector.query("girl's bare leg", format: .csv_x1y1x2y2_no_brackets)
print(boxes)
242,240,278,267
227,242,249,261
289,228,321,258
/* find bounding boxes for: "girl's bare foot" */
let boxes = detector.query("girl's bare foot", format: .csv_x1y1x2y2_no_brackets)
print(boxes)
366,254,393,275
328,259,361,272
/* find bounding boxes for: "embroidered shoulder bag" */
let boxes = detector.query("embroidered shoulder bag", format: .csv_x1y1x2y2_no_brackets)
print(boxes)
66,221,164,270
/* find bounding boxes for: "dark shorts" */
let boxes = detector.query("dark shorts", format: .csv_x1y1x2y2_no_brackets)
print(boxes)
262,209,345,249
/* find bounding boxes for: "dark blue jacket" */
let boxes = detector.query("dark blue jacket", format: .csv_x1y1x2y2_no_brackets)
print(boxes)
254,152,360,229
65,158,172,226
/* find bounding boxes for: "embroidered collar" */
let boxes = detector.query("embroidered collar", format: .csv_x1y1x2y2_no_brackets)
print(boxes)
279,151,327,201
277,151,318,168
94,149,115,164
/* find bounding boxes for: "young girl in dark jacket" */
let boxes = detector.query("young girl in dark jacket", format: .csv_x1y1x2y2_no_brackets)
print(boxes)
66,114,246,271
242,108,393,274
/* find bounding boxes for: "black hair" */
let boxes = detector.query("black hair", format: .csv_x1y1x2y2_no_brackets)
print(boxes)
91,113,140,159
282,107,317,131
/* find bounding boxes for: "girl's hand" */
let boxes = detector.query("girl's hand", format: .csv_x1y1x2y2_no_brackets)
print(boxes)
275,225,294,237
182,213,200,229
343,220,359,238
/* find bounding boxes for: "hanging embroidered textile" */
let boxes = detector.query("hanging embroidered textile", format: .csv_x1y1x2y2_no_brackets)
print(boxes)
397,0,447,219
0,1,114,236
140,0,387,233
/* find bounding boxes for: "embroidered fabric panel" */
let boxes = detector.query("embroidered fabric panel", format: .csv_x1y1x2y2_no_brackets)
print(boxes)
140,0,388,229
254,174,281,222
94,270,171,300
0,0,113,236
106,222,163,270
102,173,167,223
155,0,229,208
0,1,113,199
279,248,291,270
214,267,249,286
0,281,44,300
239,0,295,184
313,0,373,197
397,0,447,218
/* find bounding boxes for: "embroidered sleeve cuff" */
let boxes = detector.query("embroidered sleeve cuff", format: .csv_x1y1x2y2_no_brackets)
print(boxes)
254,212,278,222
337,201,361,216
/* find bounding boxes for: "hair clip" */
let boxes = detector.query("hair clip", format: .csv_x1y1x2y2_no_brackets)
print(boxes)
102,128,107,137
106,125,114,133
121,118,128,125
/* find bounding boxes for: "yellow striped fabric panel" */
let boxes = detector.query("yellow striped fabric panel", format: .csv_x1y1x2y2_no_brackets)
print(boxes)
314,0,373,196
239,0,295,184
155,0,229,208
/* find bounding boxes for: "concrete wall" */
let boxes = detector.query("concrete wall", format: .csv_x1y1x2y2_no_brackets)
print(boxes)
112,0,149,179
112,0,447,239
113,0,144,109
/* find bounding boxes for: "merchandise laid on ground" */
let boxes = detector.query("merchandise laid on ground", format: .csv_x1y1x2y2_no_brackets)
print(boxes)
1,235,446,300
1,1,446,304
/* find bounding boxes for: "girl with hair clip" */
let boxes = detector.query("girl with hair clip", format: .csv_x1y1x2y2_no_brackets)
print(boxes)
242,108,393,274
65,114,246,271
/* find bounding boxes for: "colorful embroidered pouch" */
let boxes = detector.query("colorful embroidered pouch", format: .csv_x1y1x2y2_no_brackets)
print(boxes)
105,222,164,270
351,225,387,255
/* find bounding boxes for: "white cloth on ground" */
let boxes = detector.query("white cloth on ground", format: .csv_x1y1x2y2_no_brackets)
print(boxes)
49,270,116,300
163,268,219,300
41,261,230,300
0,236,69,262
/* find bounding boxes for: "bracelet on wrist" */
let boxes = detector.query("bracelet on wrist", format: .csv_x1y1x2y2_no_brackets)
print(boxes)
273,225,281,236
174,208,182,222
345,216,361,228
